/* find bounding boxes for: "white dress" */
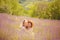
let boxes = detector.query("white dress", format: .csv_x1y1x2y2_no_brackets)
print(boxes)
19,26,35,40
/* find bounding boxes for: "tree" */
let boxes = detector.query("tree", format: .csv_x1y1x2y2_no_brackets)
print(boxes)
29,1,52,19
0,0,25,15
28,1,60,20
49,0,60,19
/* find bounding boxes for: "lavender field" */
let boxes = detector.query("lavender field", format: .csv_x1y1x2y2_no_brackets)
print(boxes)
0,13,60,40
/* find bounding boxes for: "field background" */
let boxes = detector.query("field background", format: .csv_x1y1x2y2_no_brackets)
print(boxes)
0,13,60,40
0,0,60,40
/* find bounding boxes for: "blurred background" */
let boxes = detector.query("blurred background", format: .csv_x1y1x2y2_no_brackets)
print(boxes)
0,0,60,20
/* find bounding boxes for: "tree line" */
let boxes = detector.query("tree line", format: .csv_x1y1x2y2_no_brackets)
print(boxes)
0,0,60,20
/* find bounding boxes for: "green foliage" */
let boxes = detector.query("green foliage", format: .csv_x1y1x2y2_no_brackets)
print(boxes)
0,0,25,15
49,0,60,19
28,1,60,20
0,0,60,20
28,2,52,19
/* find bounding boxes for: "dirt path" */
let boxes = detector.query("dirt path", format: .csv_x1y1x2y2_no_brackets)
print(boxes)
0,13,60,40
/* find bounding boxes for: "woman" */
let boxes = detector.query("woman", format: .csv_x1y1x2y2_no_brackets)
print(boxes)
19,19,35,40
23,20,33,30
